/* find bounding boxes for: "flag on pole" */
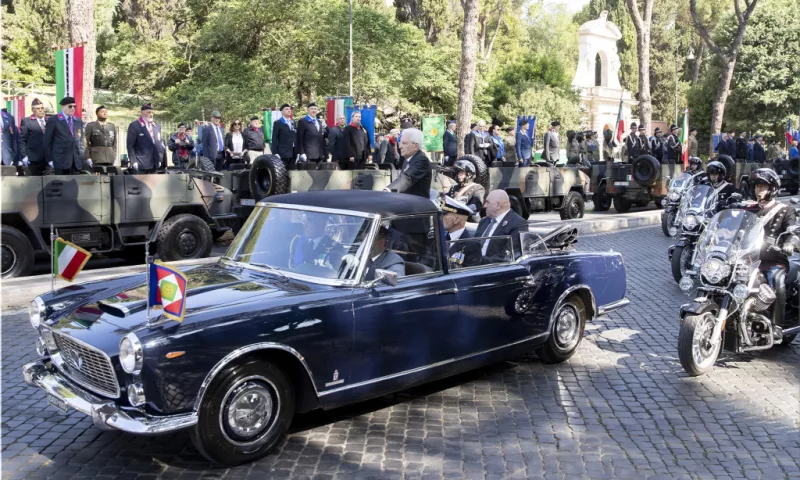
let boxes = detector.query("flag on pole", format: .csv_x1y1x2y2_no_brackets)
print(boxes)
787,120,794,147
680,109,689,168
422,115,445,152
148,261,188,322
4,97,25,127
516,115,536,140
613,97,624,146
55,46,84,114
52,237,91,282
345,105,376,148
262,108,284,145
326,97,353,127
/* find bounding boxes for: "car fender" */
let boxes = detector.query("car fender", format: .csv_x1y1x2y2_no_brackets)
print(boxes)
549,284,597,331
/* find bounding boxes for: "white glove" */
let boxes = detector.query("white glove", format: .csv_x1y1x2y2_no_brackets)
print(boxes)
85,159,93,168
480,143,490,149
21,157,29,166
341,253,361,277
299,154,307,162
133,162,139,170
48,161,53,167
382,188,391,192
782,242,795,256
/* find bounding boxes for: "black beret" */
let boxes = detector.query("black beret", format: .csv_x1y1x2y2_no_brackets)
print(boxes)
60,96,76,106
250,116,259,121
307,102,317,108
690,127,697,132
551,121,561,127
279,103,292,111
31,98,43,107
141,103,153,111
95,105,106,114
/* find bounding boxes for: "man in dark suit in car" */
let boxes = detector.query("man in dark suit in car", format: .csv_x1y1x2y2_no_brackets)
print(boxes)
474,189,527,261
288,214,345,270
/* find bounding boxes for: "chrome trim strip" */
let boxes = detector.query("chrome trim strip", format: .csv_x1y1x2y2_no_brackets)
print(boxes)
257,202,381,219
548,284,596,330
597,298,630,316
193,343,318,411
318,332,547,397
51,331,121,398
220,259,360,287
22,360,196,434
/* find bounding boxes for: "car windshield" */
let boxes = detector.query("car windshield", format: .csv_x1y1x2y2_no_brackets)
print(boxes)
225,206,374,282
694,209,762,267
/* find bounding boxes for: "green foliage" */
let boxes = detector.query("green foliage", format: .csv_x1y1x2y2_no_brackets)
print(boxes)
1,0,68,82
486,53,571,111
496,85,583,136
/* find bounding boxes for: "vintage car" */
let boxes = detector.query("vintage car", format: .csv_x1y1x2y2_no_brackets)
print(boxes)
23,190,628,465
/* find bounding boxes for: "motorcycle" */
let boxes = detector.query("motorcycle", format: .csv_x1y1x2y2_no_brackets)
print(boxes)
662,172,703,237
676,206,800,376
668,183,718,282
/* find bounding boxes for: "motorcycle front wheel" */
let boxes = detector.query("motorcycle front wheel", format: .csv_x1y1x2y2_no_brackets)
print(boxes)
662,211,677,237
678,313,722,376
671,245,693,282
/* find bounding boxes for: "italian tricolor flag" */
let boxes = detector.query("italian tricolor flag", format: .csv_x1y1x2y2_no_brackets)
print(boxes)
680,108,689,168
261,108,284,145
53,237,91,282
55,46,85,115
325,96,353,128
4,96,24,127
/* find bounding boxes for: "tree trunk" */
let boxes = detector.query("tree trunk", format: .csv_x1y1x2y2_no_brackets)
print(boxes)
636,27,652,130
67,0,96,122
691,42,704,85
484,8,503,60
456,0,480,157
478,14,487,57
708,59,736,153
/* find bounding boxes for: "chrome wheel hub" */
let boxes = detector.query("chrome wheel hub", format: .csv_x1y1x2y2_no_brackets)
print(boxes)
692,315,717,367
555,306,578,347
221,379,275,444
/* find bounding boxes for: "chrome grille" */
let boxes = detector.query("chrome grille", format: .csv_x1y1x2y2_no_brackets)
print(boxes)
53,332,120,398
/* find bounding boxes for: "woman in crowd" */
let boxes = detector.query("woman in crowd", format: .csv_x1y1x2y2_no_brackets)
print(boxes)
489,124,504,162
224,120,245,168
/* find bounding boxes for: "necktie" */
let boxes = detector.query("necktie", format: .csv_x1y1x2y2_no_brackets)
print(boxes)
481,219,497,255
215,126,223,151
39,118,46,132
445,232,451,241
67,116,74,136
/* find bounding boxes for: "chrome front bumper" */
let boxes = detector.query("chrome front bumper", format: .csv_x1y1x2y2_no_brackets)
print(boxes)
22,358,197,434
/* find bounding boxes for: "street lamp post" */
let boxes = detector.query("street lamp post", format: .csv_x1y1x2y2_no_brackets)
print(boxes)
675,42,695,126
349,0,353,97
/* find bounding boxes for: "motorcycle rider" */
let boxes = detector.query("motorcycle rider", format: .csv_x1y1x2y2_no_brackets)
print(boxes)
705,160,737,206
447,159,486,214
686,156,703,174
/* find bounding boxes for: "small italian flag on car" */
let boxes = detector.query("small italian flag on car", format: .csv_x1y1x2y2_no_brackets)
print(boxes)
52,237,91,282
148,261,188,322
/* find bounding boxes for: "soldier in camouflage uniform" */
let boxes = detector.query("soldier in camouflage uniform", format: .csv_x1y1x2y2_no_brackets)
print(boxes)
84,105,117,166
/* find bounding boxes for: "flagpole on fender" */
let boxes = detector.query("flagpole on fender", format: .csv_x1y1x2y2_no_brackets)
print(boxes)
50,225,55,292
145,236,151,327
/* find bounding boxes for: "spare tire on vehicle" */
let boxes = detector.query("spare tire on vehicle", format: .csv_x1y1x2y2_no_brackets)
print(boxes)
189,156,217,172
632,155,661,186
790,158,799,176
715,154,736,182
455,155,489,190
249,155,289,201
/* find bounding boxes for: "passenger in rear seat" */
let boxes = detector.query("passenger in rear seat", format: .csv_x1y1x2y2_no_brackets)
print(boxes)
364,226,405,280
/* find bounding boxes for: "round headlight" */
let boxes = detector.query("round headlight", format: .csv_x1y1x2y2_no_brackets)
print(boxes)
682,215,699,230
732,284,749,301
700,258,731,285
668,191,681,202
29,297,45,329
679,276,694,292
119,333,143,374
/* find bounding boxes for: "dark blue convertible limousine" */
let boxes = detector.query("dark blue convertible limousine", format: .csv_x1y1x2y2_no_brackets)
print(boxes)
23,190,628,465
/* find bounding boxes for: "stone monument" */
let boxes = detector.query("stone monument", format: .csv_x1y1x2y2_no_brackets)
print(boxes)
571,11,638,136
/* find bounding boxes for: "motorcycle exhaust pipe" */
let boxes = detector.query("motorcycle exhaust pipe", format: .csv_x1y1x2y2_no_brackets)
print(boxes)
740,313,775,352
739,297,755,346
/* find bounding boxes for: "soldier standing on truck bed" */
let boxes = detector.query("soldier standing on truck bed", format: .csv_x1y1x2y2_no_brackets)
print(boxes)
666,124,682,165
624,122,641,162
84,105,117,167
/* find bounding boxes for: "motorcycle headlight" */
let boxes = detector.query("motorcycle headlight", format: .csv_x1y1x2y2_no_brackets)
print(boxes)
668,191,682,202
119,333,143,375
700,258,731,285
682,215,699,230
732,284,749,301
29,297,45,329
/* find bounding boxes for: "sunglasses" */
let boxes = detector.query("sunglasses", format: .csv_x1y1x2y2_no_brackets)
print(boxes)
66,104,76,108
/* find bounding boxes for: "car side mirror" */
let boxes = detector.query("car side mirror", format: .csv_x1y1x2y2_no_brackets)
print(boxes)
791,198,800,205
364,269,398,288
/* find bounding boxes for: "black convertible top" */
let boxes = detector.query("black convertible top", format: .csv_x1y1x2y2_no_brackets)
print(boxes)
265,190,438,217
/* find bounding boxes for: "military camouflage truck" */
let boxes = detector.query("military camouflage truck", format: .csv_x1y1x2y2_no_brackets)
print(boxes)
772,157,799,195
0,166,237,278
450,155,591,220
602,156,683,213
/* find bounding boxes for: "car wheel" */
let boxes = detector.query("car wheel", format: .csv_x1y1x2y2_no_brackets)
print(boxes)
157,213,213,261
613,196,632,213
536,296,587,364
593,183,611,212
0,226,34,278
559,191,584,220
190,359,294,465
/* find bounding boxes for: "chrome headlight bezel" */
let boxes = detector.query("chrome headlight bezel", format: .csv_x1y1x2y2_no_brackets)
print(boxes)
682,214,699,230
29,297,46,329
668,191,682,202
119,333,143,375
700,258,731,285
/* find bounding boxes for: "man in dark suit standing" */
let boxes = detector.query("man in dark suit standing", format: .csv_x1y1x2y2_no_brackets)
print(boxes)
474,190,527,261
752,134,766,163
443,121,458,166
442,196,482,269
385,128,431,198
1,108,20,168
344,110,370,169
20,98,51,175
242,116,265,163
516,119,533,167
44,97,85,174
271,104,296,170
726,130,736,157
125,103,164,173
201,110,226,170
326,115,348,166
296,103,325,166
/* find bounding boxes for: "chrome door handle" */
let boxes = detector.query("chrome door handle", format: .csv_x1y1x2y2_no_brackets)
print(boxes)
434,288,458,295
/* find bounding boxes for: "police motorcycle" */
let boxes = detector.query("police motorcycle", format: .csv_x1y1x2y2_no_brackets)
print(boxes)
668,182,720,282
662,169,706,237
676,201,800,376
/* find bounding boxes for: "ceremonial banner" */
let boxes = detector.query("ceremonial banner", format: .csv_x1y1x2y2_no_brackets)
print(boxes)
345,105,376,148
4,97,24,127
787,120,794,146
422,115,445,152
55,46,84,114
326,96,353,127
680,109,689,168
52,237,91,282
148,260,188,322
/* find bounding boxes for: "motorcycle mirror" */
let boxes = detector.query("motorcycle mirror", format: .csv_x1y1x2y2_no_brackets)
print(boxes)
790,198,800,205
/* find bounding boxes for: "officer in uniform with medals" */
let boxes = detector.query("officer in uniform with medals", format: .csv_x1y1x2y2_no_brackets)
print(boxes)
441,196,482,269
84,105,117,168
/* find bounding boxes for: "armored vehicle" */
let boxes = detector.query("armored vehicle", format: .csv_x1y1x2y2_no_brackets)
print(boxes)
453,155,591,220
602,156,682,213
1,166,237,278
770,157,798,196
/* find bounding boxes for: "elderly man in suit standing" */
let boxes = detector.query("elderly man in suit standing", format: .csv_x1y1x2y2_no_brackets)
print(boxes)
44,96,86,174
201,110,226,171
474,190,527,261
443,121,458,166
296,103,326,166
126,103,164,173
20,98,50,175
541,121,561,164
271,104,296,170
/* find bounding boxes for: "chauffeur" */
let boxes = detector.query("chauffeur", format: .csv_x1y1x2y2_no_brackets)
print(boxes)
84,105,117,166
442,196,482,269
364,226,406,280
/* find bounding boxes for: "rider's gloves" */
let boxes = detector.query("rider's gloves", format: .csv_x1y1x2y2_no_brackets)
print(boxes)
781,242,795,256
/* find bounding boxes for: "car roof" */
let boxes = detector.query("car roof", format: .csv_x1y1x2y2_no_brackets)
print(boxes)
265,190,438,217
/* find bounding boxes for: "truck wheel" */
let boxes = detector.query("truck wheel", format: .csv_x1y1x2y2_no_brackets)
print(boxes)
157,214,213,261
593,183,611,211
191,156,217,172
509,196,529,219
716,155,735,182
190,359,294,465
613,196,632,213
250,155,289,201
536,296,586,364
559,192,584,220
636,199,650,208
455,155,489,190
0,226,34,278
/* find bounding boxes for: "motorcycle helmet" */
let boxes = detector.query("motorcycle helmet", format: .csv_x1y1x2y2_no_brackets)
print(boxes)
749,168,781,201
687,157,703,170
706,161,726,184
453,159,476,185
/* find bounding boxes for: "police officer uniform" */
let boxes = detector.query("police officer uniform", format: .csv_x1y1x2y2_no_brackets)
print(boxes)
637,125,650,156
84,105,117,166
624,122,641,162
666,125,682,165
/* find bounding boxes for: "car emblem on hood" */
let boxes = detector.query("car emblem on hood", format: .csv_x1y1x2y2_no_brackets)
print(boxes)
69,350,84,370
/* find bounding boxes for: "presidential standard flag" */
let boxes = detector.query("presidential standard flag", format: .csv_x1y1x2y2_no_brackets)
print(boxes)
55,46,85,114
680,109,689,168
4,97,24,127
52,237,91,282
148,261,188,322
422,115,445,152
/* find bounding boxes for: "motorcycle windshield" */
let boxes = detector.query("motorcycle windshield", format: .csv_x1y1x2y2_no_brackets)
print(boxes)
694,210,763,266
669,172,694,190
680,184,717,213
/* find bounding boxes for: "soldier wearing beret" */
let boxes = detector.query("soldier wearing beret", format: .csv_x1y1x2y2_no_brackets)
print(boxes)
44,96,86,174
20,98,51,175
84,105,117,167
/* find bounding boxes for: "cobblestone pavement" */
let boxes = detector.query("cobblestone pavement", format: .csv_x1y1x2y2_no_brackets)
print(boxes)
2,226,799,480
